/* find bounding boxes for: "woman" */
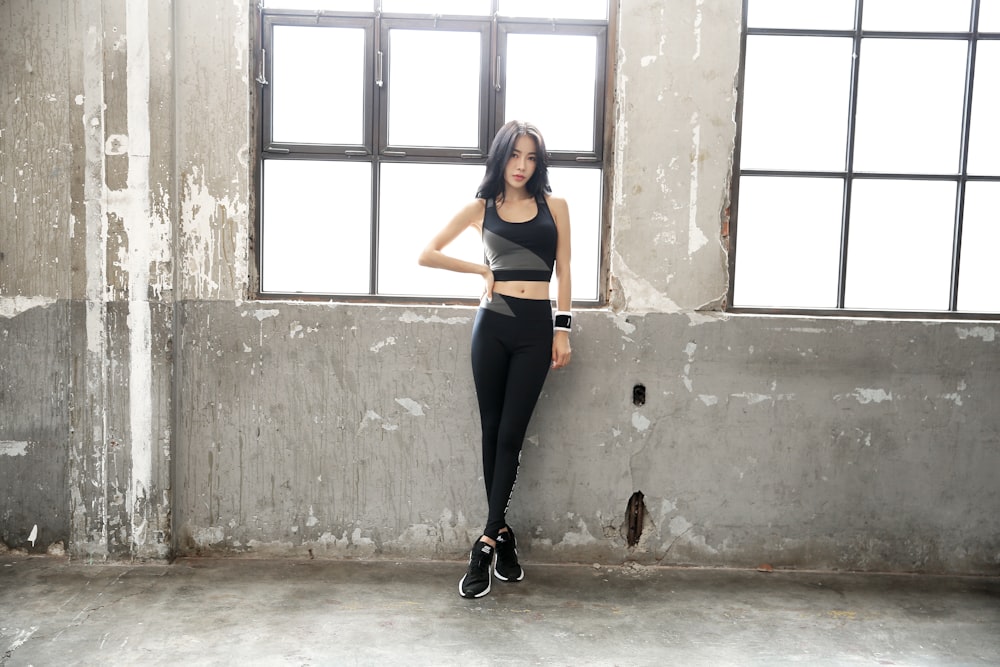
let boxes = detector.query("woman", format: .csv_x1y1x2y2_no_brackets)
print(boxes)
418,120,573,599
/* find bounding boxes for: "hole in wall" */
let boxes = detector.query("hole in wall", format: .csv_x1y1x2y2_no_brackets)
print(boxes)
632,383,646,406
626,490,645,547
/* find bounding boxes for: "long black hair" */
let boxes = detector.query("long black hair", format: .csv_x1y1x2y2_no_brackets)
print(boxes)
476,120,551,202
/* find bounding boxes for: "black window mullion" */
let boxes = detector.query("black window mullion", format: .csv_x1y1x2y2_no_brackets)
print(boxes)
589,25,608,164
481,17,495,158
487,10,500,148
727,0,751,313
260,15,278,154
371,10,383,295
949,1,981,311
837,0,865,309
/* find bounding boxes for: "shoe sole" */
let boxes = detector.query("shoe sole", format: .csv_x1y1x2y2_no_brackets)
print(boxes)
459,550,493,598
458,571,492,598
495,544,525,582
494,568,524,582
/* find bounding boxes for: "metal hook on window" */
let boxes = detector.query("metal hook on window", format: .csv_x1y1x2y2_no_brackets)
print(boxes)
256,47,268,86
255,0,266,85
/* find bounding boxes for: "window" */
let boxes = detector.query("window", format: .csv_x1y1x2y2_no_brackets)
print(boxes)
255,0,611,302
730,0,1000,317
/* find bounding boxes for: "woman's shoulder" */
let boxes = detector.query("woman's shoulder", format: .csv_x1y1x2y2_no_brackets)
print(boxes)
454,198,488,227
543,193,569,216
456,198,487,214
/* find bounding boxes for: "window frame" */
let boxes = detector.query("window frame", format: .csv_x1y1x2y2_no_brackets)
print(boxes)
728,0,1000,320
496,20,610,164
252,2,614,304
260,15,377,157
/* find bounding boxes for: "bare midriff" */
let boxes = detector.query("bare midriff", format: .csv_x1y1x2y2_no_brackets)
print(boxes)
493,280,551,301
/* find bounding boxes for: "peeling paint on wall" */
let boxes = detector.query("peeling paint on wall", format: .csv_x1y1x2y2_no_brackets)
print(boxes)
611,254,682,314
692,0,704,61
631,411,651,431
556,517,598,547
956,326,995,342
179,166,249,300
688,112,709,255
730,392,794,406
121,0,157,553
940,380,967,406
687,311,726,326
79,11,111,555
681,341,697,392
398,311,470,325
194,525,225,546
358,410,399,432
608,312,636,336
395,398,425,417
370,337,397,352
0,296,57,318
836,388,893,404
0,441,31,456
249,308,279,321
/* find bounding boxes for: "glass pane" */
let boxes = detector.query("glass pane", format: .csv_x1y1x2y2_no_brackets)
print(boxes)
863,0,972,32
381,0,490,15
378,163,484,298
741,36,853,171
746,0,855,30
845,179,955,311
388,29,481,148
853,39,967,174
265,0,373,9
967,41,1000,176
733,176,844,309
272,26,366,145
262,159,372,294
549,167,602,302
499,0,607,20
378,165,602,301
982,0,1000,31
506,33,598,152
958,182,1000,312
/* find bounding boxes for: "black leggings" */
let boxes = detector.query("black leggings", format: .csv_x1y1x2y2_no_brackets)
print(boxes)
471,294,553,540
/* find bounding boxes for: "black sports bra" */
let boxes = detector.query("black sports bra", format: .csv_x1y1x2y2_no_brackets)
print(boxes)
481,196,557,282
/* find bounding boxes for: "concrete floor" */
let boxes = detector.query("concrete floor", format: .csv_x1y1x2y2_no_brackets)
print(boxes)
1,555,998,666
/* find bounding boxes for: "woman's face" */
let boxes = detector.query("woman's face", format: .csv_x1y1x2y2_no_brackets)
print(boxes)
504,134,538,192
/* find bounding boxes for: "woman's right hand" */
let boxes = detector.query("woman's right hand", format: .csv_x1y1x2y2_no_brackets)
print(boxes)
482,266,494,302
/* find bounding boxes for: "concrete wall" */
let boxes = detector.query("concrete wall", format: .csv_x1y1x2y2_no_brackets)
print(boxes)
1,0,998,574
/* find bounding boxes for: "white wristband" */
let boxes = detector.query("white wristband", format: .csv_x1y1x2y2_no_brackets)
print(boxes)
554,310,572,332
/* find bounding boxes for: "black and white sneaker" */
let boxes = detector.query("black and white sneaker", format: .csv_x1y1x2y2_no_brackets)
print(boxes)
459,539,494,598
494,527,524,582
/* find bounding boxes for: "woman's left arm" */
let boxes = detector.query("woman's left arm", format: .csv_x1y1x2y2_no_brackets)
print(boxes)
549,196,572,369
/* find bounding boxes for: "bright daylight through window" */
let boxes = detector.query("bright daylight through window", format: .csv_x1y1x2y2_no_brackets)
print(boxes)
256,0,610,301
732,0,1000,316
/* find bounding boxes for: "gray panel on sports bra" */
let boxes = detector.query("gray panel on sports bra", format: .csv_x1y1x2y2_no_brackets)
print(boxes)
483,228,551,273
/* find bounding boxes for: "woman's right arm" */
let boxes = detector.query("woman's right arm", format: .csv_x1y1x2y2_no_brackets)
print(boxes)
418,199,493,297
